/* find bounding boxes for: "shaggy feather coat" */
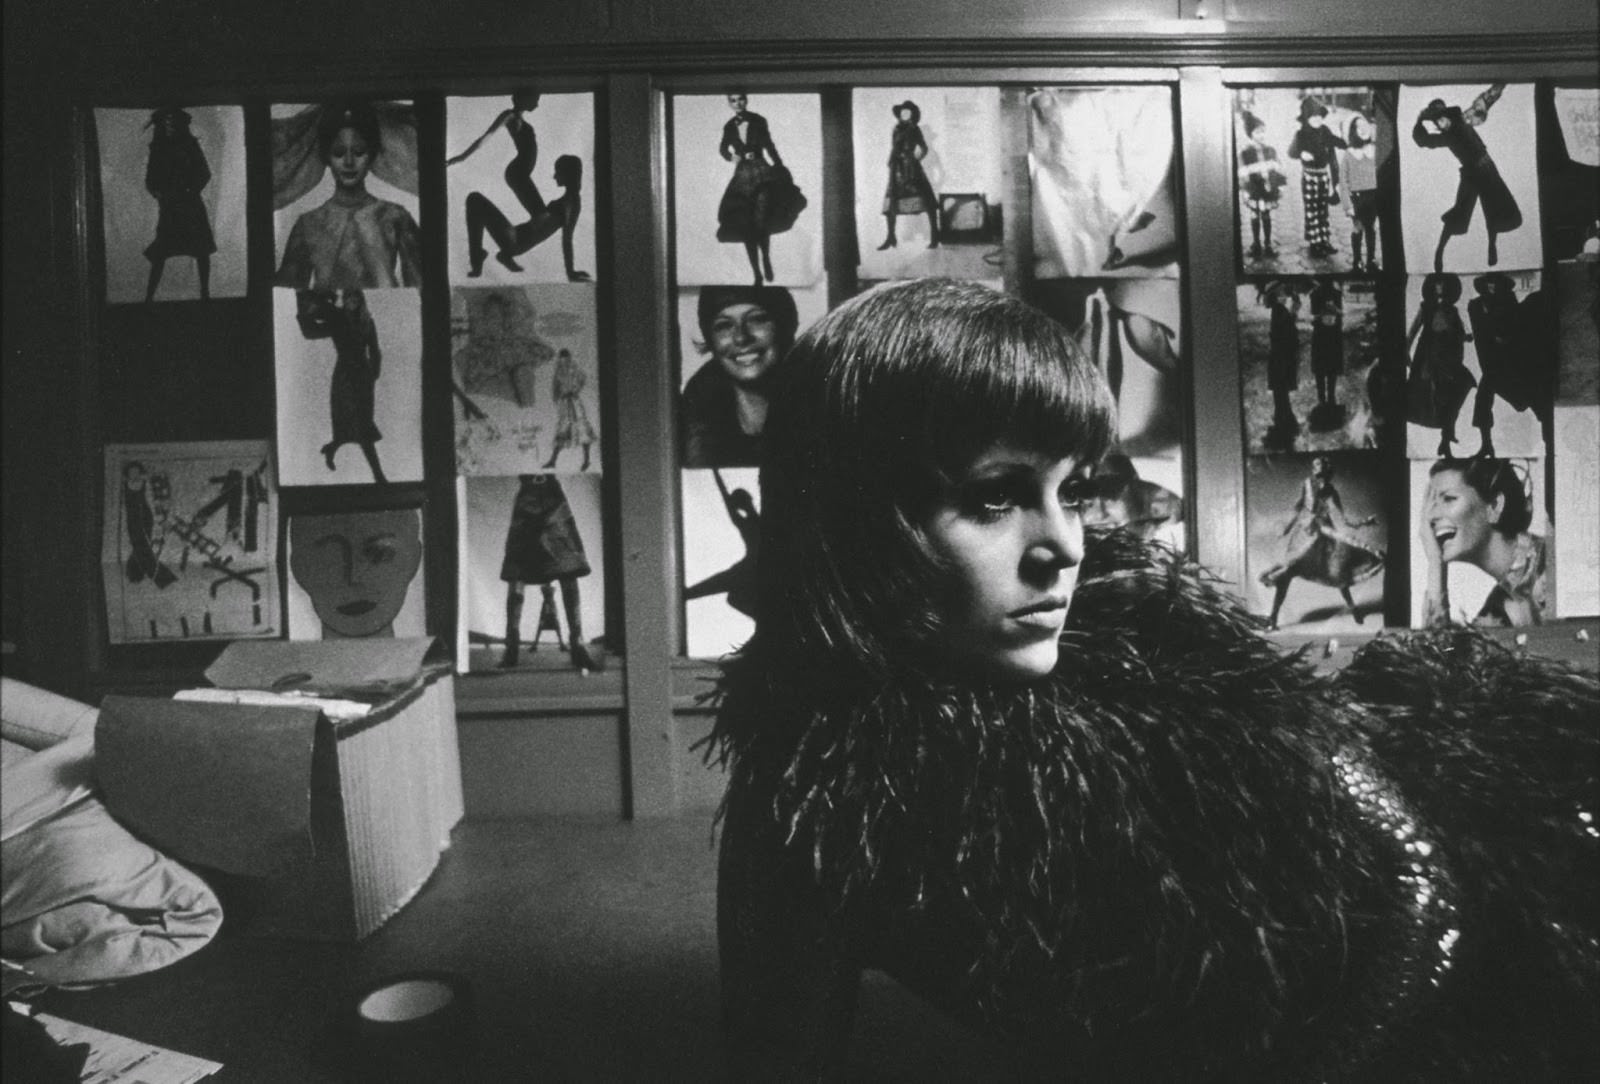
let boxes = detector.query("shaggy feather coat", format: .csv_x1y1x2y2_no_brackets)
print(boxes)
708,534,1598,1081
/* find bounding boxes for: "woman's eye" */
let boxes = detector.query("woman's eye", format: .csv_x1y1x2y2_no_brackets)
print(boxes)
961,481,1021,520
362,541,397,564
1058,480,1097,511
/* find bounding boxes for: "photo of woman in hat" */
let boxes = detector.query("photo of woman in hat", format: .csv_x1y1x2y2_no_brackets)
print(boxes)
1286,95,1347,260
141,106,216,302
875,99,939,251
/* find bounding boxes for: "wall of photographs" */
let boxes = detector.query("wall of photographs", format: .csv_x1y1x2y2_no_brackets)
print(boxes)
1229,81,1599,633
17,40,1593,815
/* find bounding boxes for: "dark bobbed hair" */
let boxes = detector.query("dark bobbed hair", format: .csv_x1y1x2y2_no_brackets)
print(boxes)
696,285,800,354
752,277,1117,679
1429,457,1533,536
317,99,382,162
553,154,583,185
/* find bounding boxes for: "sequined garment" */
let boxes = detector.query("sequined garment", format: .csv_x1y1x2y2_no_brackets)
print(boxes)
710,534,1599,1081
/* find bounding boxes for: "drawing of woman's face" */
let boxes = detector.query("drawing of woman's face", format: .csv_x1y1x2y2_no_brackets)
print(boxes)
327,127,374,191
709,302,779,386
290,508,422,638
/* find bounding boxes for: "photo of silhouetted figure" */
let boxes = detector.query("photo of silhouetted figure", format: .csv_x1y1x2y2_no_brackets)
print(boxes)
683,470,759,618
1412,84,1521,271
500,474,599,672
141,106,215,302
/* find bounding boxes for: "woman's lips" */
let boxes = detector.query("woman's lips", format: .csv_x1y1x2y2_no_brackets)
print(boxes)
337,599,376,616
1010,598,1070,630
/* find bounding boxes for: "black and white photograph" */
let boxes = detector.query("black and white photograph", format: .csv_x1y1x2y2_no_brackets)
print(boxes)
1232,86,1395,277
458,472,607,673
1403,269,1549,460
851,86,1005,282
445,92,596,285
1245,450,1387,632
273,286,424,486
1409,455,1550,627
671,92,822,287
96,106,246,304
1237,278,1382,454
1030,85,1179,279
1399,82,1543,276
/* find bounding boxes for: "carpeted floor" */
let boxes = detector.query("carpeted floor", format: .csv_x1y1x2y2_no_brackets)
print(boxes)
30,815,1021,1082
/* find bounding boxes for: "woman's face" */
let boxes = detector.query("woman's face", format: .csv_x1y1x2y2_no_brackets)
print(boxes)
920,443,1093,682
1351,116,1372,142
290,509,422,638
709,303,780,385
1425,470,1501,566
327,127,374,191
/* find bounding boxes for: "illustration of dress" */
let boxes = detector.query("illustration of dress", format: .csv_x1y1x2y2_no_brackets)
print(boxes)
500,475,591,585
546,352,597,470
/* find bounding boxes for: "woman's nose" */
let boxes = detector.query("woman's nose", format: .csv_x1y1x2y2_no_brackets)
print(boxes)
1024,504,1084,574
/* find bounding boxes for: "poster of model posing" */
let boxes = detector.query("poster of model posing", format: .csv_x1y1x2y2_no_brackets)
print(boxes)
1399,82,1542,276
102,440,278,643
672,92,822,288
851,86,1004,283
444,92,596,285
96,105,247,304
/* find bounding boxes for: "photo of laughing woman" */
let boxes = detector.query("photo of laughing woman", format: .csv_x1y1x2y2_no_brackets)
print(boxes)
707,277,1596,1082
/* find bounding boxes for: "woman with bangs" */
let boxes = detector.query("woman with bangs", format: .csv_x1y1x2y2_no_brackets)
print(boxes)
707,277,1597,1080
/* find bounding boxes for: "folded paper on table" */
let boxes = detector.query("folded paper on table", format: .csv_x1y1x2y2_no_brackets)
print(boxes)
203,636,436,698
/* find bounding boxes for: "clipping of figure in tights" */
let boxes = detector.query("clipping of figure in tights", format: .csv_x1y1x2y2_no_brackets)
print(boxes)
499,474,602,672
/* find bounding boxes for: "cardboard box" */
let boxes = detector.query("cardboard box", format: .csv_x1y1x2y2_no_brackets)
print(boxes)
96,638,463,941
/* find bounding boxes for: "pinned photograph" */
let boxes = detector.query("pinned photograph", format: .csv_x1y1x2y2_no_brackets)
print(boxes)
1237,278,1382,454
274,287,424,486
1246,451,1387,633
272,98,422,291
1400,82,1542,275
1233,86,1395,276
445,92,596,284
1410,456,1550,627
96,105,246,303
1537,84,1599,263
1404,270,1550,459
1030,85,1179,279
102,441,278,643
677,282,827,468
459,473,606,673
852,86,1004,282
1553,406,1599,618
286,504,424,640
1027,278,1186,542
672,92,822,287
682,467,759,659
453,283,600,476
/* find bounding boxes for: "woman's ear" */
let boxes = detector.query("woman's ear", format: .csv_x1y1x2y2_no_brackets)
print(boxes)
1489,492,1507,527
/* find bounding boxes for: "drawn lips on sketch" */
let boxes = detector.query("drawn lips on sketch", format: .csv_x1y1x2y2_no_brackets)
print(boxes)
338,599,377,616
